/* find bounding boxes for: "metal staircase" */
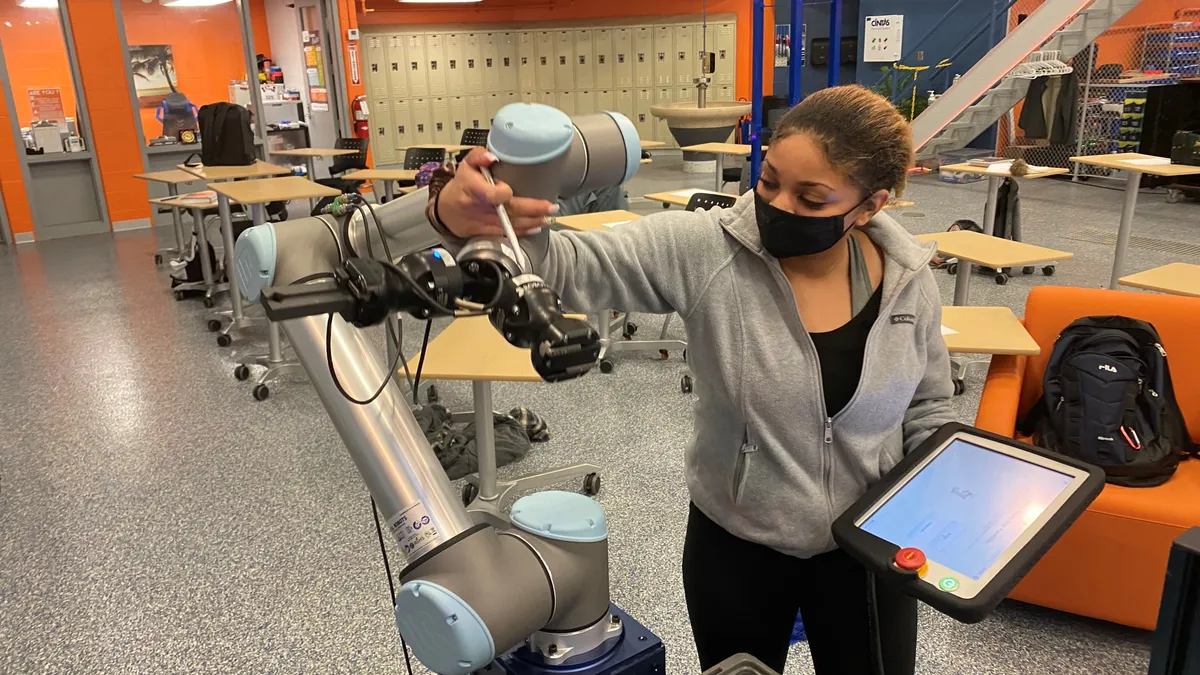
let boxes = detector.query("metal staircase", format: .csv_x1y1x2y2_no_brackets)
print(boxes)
913,0,1143,159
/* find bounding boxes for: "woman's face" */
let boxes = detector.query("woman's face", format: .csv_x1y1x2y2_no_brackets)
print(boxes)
756,132,887,228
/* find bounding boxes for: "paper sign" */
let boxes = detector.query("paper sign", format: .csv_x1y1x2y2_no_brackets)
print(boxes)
28,88,65,128
1124,157,1171,166
941,325,958,336
864,15,904,63
348,43,360,85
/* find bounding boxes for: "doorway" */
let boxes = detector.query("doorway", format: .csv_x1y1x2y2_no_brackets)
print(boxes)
296,0,343,171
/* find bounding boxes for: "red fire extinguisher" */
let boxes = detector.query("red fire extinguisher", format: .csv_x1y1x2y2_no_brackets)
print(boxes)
352,96,370,139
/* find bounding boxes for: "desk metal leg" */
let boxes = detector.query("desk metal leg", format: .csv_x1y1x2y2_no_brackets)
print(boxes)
240,202,305,399
190,207,226,303
153,184,185,264
1109,170,1142,290
306,157,318,212
385,312,404,387
982,175,1001,236
384,181,396,203
714,154,725,193
953,261,972,306
210,194,267,342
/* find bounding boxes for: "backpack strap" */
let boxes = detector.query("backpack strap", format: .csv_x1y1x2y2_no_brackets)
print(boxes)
210,104,231,155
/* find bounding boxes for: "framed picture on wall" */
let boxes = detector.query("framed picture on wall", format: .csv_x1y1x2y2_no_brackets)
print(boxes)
129,44,178,107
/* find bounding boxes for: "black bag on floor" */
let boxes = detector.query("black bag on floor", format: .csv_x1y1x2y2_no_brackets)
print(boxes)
195,102,254,166
1019,316,1196,487
169,237,219,292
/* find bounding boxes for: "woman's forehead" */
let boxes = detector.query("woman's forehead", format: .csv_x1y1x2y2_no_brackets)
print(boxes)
764,134,856,194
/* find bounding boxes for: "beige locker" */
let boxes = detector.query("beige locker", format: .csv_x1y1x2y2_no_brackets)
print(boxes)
716,23,736,86
654,87,674,146
674,25,695,87
482,33,500,94
464,33,483,93
519,32,538,92
497,32,518,93
506,91,519,105
595,89,615,112
615,89,634,120
521,91,537,103
594,29,613,90
449,96,468,140
633,27,653,88
556,90,576,116
426,34,447,96
654,26,673,87
467,95,487,129
613,28,633,89
574,30,594,91
410,98,433,145
370,98,395,164
716,86,734,102
536,31,556,91
366,35,389,100
696,23,718,71
432,97,453,144
391,99,412,151
555,30,574,91
575,90,594,115
446,33,466,96
634,88,654,142
386,35,408,99
677,86,694,107
486,93,504,124
539,90,556,107
405,35,429,97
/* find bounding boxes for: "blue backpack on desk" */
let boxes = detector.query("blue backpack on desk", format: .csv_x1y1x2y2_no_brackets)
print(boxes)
1019,316,1196,487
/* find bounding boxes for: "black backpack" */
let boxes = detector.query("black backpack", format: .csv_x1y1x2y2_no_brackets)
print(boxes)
1019,316,1196,487
195,102,254,166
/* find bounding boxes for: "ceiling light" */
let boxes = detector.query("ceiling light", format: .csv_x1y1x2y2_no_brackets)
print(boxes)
19,0,59,8
162,0,233,6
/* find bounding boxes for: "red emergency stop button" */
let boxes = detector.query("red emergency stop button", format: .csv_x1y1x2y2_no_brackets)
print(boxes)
894,547,926,571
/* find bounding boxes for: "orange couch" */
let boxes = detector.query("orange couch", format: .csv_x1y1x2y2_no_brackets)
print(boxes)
975,286,1200,630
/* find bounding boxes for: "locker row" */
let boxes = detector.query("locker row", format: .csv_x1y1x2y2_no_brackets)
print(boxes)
363,22,736,101
368,86,736,165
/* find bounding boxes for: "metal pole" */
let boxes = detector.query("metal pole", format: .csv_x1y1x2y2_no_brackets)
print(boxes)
1109,171,1142,290
788,0,803,106
828,0,842,87
473,380,498,501
750,0,765,187
1072,43,1096,181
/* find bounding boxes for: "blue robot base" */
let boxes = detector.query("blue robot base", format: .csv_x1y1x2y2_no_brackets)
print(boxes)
482,606,665,675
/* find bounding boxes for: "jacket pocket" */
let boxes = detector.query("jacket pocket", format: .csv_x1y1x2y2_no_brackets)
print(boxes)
732,434,757,504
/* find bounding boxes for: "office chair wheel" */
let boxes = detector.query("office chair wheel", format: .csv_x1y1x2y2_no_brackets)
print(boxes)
234,365,251,381
216,333,232,348
174,290,186,301
582,473,601,497
461,482,479,506
947,263,958,275
953,378,966,396
154,254,163,265
682,349,687,362
203,296,215,308
599,358,615,374
207,319,223,332
623,322,638,339
662,203,670,209
253,384,270,401
681,374,694,394
1166,188,1185,204
994,273,1009,285
660,349,670,360
1022,266,1035,275
1042,265,1056,276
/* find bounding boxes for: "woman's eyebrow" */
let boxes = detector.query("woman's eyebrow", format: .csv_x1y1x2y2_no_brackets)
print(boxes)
762,159,834,191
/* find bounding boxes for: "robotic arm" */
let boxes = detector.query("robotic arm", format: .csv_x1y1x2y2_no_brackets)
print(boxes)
233,104,654,675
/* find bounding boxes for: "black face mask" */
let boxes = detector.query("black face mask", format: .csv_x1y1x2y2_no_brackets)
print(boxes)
753,190,866,259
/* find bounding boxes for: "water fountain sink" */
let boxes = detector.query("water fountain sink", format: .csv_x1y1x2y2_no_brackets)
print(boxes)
650,100,752,173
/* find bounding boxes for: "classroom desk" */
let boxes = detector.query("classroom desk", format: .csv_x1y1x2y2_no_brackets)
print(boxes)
179,161,293,344
940,305,1040,393
916,230,1073,306
407,315,601,525
134,169,205,264
212,176,340,400
399,143,474,154
939,163,1068,238
1069,153,1200,289
640,141,667,149
1119,262,1200,298
151,192,223,306
553,209,640,232
341,169,419,202
680,142,751,192
269,148,357,209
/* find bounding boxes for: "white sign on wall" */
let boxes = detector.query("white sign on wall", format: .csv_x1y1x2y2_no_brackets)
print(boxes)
864,14,904,62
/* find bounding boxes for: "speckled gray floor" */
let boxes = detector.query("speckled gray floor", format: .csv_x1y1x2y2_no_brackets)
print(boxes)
2,153,1184,674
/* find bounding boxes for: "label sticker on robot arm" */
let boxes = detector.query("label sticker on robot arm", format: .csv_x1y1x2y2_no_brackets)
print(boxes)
389,502,441,559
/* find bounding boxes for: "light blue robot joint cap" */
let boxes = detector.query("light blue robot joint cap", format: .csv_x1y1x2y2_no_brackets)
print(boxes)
604,111,642,184
233,223,276,302
487,103,575,165
510,491,608,543
394,580,495,675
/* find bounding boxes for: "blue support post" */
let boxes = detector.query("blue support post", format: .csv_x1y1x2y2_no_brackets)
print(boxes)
787,0,803,106
750,0,765,187
827,0,842,87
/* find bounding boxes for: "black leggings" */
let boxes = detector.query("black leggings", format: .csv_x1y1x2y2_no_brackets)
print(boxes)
682,504,918,675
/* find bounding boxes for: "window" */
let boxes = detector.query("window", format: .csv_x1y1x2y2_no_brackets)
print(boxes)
0,0,85,151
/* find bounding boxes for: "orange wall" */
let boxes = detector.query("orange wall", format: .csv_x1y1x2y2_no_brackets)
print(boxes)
358,0,772,101
0,1,77,129
0,73,32,237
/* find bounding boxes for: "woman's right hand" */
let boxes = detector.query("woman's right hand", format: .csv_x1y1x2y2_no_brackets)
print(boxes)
434,148,559,239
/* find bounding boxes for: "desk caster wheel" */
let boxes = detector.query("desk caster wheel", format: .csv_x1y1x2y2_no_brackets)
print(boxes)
582,473,601,496
682,349,687,363
461,482,478,506
599,358,615,374
234,365,250,381
154,254,163,265
681,374,694,394
947,263,958,275
953,378,966,396
252,384,270,401
203,296,214,308
623,322,638,339
207,319,222,332
1022,266,1035,275
426,384,440,404
1167,188,1185,204
994,273,1009,285
1042,265,1056,276
659,349,670,360
216,333,232,348
173,290,185,301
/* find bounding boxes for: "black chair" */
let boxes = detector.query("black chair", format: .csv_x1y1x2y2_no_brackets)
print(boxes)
403,147,447,170
312,138,370,213
460,127,489,147
685,192,737,212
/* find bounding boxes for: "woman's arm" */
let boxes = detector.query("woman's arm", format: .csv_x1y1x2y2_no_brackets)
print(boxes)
901,268,958,453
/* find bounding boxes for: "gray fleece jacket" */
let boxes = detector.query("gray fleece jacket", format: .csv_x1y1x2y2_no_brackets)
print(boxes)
527,193,956,558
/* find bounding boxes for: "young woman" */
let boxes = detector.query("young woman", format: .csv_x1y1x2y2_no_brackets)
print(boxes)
425,85,955,675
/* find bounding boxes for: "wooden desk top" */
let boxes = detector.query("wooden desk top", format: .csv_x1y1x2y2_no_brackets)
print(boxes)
641,140,667,149
1119,262,1200,298
640,158,653,164
134,169,206,184
555,209,640,232
177,160,293,181
271,148,358,158
940,162,1069,180
941,306,1040,356
407,315,542,382
400,143,473,153
154,191,219,209
916,230,1073,267
342,169,419,181
210,176,340,205
680,142,752,156
1068,153,1200,177
644,188,726,206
